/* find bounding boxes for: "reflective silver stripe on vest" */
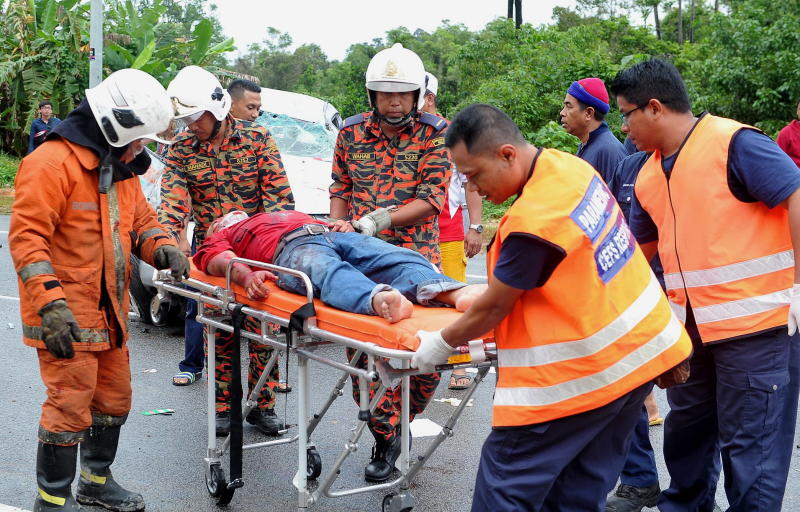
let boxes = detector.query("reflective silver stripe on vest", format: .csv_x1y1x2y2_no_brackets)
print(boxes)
493,311,684,407
497,274,663,368
668,300,687,324
139,227,164,243
692,287,791,325
23,324,109,344
18,261,55,283
664,250,793,290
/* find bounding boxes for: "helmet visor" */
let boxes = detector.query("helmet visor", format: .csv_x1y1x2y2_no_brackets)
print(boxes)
367,81,419,93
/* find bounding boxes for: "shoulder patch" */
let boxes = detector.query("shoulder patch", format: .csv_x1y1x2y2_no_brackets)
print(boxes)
343,113,367,129
418,112,448,131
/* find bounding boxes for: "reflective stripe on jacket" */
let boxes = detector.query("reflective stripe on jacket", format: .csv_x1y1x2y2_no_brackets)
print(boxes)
634,114,793,343
487,149,691,427
10,138,175,350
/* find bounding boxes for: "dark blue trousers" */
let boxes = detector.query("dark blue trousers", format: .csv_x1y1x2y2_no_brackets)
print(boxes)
659,329,800,512
471,383,651,512
619,407,659,487
179,239,204,374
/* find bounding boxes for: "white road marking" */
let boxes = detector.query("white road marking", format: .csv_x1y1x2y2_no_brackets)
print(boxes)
0,295,19,301
0,504,31,512
466,273,487,281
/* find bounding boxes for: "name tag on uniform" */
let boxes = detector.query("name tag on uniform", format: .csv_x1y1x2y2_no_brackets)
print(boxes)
350,152,374,161
230,156,256,166
594,213,635,283
570,176,614,243
185,161,210,172
71,201,98,211
396,153,420,162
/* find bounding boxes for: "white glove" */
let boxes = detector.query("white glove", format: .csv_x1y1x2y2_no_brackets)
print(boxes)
788,284,800,335
352,207,392,237
412,329,453,373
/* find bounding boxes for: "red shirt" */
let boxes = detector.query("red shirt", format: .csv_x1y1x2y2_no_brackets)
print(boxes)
438,190,464,243
193,211,328,272
777,120,800,168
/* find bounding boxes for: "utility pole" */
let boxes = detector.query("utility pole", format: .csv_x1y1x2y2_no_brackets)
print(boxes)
507,0,523,28
89,0,103,87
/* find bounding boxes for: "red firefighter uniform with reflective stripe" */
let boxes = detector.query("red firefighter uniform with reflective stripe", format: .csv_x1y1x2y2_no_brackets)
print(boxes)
635,114,794,343
487,149,692,428
10,139,175,351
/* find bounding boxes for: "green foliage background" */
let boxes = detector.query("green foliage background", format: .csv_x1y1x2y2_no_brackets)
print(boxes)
2,0,799,180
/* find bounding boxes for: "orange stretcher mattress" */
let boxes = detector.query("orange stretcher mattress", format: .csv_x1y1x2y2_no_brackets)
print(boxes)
190,268,480,352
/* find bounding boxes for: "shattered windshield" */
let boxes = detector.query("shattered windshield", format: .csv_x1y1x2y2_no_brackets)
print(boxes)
257,112,336,159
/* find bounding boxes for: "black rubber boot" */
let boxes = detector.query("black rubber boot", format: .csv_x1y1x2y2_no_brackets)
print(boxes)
605,483,660,512
246,408,284,436
364,428,401,483
33,442,82,511
215,411,230,437
75,426,144,512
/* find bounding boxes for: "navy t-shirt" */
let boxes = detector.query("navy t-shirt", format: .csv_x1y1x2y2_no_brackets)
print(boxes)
576,122,628,184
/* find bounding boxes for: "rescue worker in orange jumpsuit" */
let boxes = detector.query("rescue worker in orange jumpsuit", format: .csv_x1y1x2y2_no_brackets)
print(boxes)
10,69,189,512
412,104,693,511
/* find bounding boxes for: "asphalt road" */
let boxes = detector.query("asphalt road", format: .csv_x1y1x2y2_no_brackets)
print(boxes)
0,214,798,511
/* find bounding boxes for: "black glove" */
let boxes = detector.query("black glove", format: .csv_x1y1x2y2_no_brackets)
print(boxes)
39,300,80,359
153,245,190,280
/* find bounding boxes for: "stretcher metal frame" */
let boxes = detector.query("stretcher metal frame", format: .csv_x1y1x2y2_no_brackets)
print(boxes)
154,258,497,511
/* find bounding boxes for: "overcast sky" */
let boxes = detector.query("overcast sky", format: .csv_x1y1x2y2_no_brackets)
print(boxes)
213,0,579,61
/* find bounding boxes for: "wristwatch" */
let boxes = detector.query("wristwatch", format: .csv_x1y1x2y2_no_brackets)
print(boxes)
469,224,484,234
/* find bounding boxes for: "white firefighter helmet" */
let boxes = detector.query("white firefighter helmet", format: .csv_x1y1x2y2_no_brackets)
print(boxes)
85,68,173,148
167,65,231,122
425,72,439,97
365,43,426,110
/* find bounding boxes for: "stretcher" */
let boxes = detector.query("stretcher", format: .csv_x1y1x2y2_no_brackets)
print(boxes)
154,257,496,511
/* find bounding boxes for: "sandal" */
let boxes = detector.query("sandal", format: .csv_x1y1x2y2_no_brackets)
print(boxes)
448,373,473,390
275,379,292,393
172,371,202,386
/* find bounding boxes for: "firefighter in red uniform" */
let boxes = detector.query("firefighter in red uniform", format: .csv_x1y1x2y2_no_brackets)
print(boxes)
329,43,452,482
10,69,188,511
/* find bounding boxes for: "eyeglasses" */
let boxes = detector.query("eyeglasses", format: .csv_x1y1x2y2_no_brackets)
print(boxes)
620,105,644,126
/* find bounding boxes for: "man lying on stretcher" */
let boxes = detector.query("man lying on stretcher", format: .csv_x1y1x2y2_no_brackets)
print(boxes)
193,211,486,323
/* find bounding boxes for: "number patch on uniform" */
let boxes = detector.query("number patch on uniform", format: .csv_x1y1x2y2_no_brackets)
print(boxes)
570,176,614,243
594,213,635,283
396,153,420,162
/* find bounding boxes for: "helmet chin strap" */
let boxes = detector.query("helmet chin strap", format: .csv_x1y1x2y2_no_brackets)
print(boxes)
372,107,416,127
209,119,223,141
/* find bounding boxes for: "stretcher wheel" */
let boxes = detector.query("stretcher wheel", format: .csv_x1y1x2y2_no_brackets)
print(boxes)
306,447,322,479
382,493,413,512
205,463,227,497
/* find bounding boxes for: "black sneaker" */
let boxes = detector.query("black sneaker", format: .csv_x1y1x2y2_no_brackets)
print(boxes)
215,412,231,437
246,408,283,436
605,483,660,512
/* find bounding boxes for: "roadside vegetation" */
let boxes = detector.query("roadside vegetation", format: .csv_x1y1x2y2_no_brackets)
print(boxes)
1,0,797,220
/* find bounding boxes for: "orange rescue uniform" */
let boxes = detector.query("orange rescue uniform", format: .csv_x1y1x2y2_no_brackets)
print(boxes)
10,138,175,444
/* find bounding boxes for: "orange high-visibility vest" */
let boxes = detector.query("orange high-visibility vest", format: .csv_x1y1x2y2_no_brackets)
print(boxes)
635,114,793,343
487,149,691,428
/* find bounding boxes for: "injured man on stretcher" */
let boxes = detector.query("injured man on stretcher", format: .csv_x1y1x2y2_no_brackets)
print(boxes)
193,210,486,323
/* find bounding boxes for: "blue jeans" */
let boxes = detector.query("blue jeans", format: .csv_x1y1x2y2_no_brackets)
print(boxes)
659,328,800,512
472,383,652,512
274,231,465,315
180,238,204,374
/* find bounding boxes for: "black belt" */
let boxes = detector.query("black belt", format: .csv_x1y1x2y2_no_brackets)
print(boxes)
273,224,330,261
